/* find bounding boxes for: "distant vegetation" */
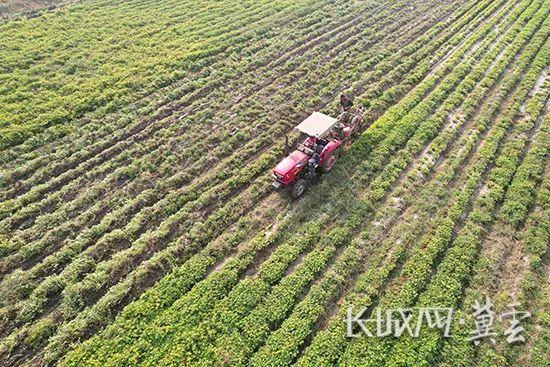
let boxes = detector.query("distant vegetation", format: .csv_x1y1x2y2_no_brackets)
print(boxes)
0,0,66,18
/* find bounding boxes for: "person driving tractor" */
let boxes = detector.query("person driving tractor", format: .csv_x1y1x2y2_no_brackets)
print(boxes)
304,136,329,155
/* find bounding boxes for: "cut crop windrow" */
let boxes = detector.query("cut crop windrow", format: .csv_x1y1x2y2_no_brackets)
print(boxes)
0,0,434,239
0,0,338,169
0,0,337,149
0,0,365,188
0,0,368,210
0,0,448,220
0,0,478,220
2,0,408,183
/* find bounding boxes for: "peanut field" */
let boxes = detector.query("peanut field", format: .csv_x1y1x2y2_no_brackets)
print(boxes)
0,0,548,366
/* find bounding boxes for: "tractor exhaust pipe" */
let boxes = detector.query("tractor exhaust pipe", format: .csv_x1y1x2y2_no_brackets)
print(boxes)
284,135,290,156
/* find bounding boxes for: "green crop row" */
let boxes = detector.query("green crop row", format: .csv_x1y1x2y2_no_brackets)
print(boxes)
0,0,329,148
384,36,549,367
1,196,290,364
436,79,549,367
499,97,550,228
338,8,549,365
57,0,528,366
140,227,348,367
510,171,549,367
0,0,466,336
250,2,544,365
336,5,548,366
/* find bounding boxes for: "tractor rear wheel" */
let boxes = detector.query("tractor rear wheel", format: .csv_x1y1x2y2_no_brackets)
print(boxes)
291,178,308,199
322,151,338,172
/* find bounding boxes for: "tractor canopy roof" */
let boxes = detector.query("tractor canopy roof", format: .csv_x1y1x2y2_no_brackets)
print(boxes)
294,112,338,138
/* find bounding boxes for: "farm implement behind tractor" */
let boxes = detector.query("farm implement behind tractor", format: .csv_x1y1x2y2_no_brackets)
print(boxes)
272,106,367,198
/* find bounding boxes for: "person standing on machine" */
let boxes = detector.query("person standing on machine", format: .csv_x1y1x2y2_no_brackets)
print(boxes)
340,93,353,111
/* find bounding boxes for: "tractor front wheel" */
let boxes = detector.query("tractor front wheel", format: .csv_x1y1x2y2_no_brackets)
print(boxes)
291,178,308,199
322,151,338,173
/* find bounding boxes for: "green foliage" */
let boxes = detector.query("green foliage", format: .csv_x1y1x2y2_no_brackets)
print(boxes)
1,0,547,366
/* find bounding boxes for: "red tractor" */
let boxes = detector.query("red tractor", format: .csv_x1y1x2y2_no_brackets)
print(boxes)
272,108,366,198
